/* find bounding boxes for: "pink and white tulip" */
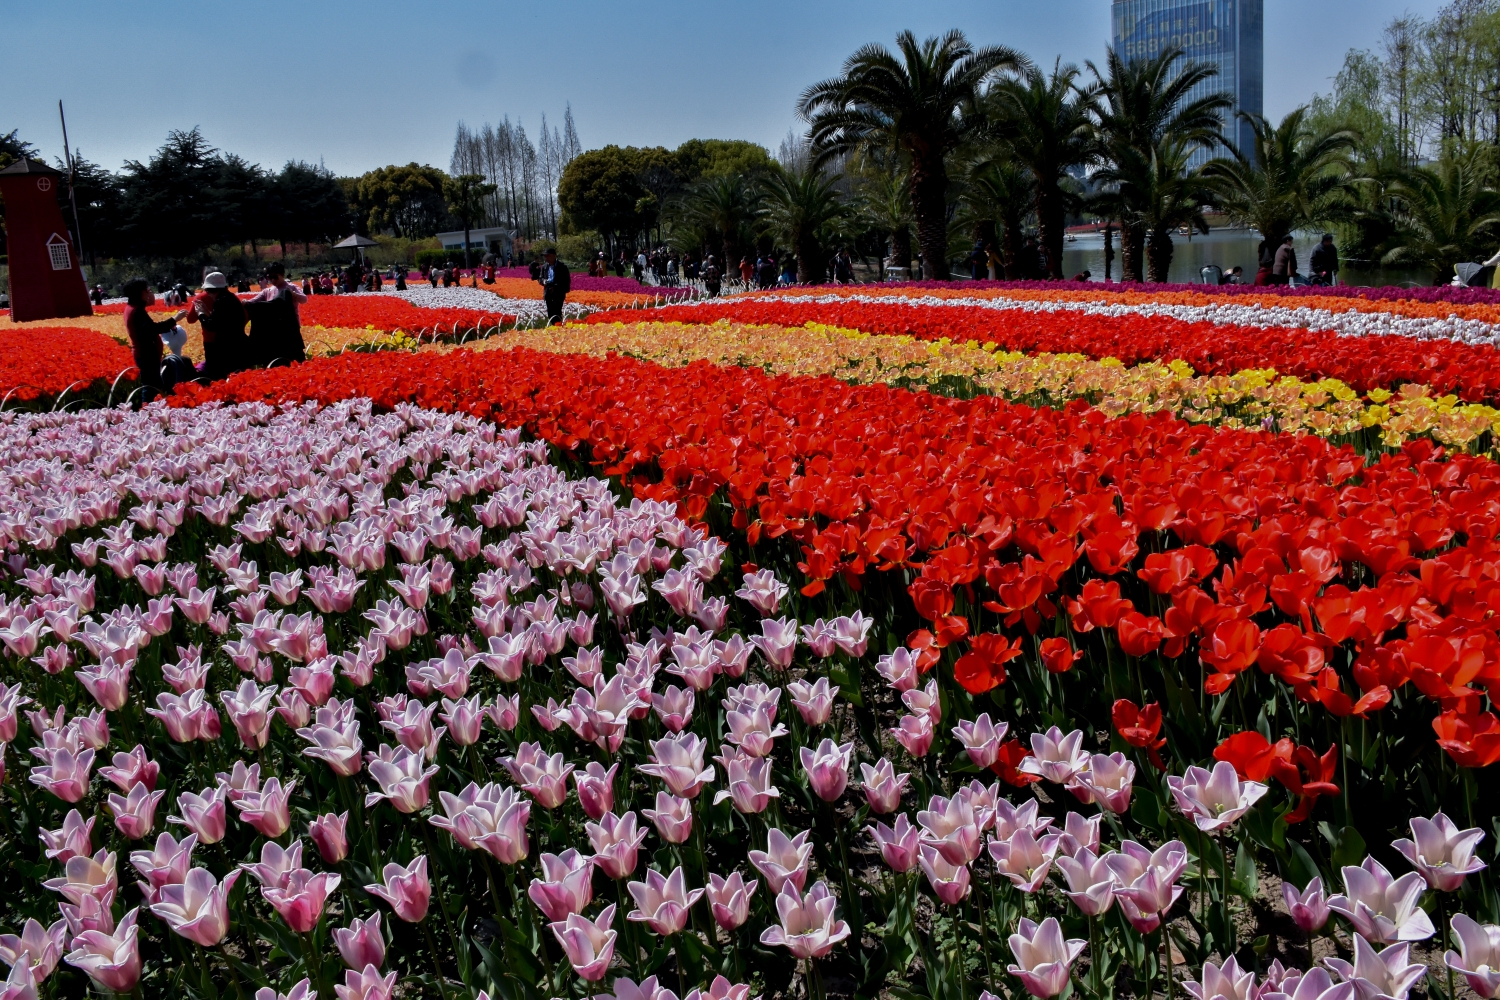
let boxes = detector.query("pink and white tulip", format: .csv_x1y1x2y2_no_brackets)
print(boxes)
748,828,813,894
952,714,1007,770
364,856,432,923
706,871,758,930
334,912,386,971
859,758,909,814
1392,812,1486,892
868,814,923,873
149,867,240,946
1007,917,1085,998
627,866,703,935
528,849,595,922
1167,761,1268,832
64,908,141,993
758,880,850,959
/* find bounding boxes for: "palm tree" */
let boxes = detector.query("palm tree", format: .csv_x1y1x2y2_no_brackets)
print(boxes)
853,164,915,274
1137,139,1216,281
1202,108,1356,251
677,174,759,278
987,61,1098,279
1089,44,1229,282
1383,145,1500,283
798,30,1028,280
958,154,1034,278
761,165,850,283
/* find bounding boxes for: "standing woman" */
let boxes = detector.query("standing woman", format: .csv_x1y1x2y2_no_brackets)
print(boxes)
184,271,250,380
121,277,186,400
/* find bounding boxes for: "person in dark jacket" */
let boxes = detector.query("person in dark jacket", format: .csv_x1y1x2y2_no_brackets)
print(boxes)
702,255,722,297
246,261,308,366
121,276,186,400
185,272,251,380
1271,235,1297,285
539,248,570,326
1309,233,1339,285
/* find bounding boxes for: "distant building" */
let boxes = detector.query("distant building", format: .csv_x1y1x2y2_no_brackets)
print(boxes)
435,226,515,259
1111,0,1264,165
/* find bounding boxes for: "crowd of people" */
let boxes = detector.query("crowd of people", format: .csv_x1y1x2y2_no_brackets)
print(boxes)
121,261,309,402
117,246,584,401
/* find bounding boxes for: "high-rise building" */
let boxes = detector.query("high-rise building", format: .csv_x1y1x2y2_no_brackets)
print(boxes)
1111,0,1264,163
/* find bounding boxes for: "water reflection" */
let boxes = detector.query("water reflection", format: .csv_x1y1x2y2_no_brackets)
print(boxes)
1058,229,1435,287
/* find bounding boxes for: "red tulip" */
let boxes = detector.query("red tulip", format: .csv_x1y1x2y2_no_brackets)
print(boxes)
908,578,955,622
1112,700,1166,770
991,738,1042,787
1200,619,1262,694
1115,613,1164,658
1434,709,1500,768
954,633,1023,694
1038,638,1076,674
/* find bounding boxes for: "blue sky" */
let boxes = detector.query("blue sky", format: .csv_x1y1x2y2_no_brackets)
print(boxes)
2,0,1444,177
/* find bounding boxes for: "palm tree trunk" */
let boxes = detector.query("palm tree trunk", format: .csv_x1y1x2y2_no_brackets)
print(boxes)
1146,228,1174,282
722,227,738,284
1036,184,1066,279
889,227,912,271
798,231,825,284
909,154,950,280
1001,214,1024,279
1121,221,1146,283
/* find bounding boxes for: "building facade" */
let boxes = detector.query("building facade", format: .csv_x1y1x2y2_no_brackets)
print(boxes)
435,226,515,260
1111,0,1264,164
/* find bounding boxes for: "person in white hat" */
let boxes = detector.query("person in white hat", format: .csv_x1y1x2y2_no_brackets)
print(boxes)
183,271,251,380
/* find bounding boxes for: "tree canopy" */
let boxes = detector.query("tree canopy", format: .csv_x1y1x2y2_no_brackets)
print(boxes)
345,163,450,240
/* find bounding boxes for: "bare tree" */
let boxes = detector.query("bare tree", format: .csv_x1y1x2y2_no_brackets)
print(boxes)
1383,16,1419,163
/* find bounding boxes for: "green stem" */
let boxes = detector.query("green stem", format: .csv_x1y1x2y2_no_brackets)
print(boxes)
193,944,213,997
1163,924,1172,1000
421,918,454,1000
300,932,324,1000
422,825,467,972
1442,892,1455,1000
955,905,965,1000
1088,914,1100,998
1220,835,1232,956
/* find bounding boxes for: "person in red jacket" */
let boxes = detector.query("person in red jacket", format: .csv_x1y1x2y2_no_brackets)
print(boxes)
121,277,185,400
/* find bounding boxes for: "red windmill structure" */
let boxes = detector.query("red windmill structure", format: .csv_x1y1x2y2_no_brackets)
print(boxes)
0,157,92,322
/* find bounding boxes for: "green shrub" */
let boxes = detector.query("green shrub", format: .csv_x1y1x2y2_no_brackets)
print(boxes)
556,230,601,266
416,248,461,270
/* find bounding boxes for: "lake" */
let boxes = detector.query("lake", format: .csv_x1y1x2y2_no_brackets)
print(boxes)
1059,229,1437,287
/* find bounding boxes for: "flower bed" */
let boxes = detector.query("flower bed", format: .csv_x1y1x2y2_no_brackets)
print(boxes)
9,281,1500,1000
625,297,1500,402
0,327,136,405
171,347,1500,752
467,319,1500,454
762,285,1500,343
881,276,1500,306
92,295,520,336
5,391,1498,1000
492,267,697,298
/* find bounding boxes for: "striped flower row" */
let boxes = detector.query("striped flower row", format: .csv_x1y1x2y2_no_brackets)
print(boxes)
478,320,1500,456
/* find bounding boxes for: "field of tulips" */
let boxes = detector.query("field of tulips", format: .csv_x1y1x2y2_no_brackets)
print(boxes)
624,296,1500,404
6,280,1500,1000
0,328,137,405
467,319,1500,454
